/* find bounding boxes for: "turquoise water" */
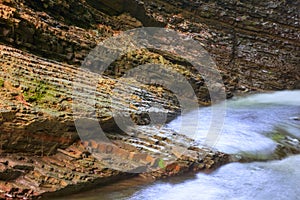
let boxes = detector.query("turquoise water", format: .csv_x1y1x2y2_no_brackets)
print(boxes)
56,90,300,200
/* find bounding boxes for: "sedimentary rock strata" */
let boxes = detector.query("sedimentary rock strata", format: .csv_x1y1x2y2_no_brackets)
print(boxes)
0,44,230,198
0,0,299,199
0,45,181,154
1,0,299,93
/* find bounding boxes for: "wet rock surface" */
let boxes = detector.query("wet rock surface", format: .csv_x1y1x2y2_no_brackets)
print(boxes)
268,124,300,160
0,45,230,199
139,0,300,91
0,45,181,155
0,0,299,199
0,0,299,94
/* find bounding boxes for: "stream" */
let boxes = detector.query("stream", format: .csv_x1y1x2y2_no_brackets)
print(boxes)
57,90,300,200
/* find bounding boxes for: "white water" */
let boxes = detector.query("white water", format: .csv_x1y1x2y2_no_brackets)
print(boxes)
61,90,300,200
126,90,300,200
168,90,300,155
129,155,300,200
63,155,300,200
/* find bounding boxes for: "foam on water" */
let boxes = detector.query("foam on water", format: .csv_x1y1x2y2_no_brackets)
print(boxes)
129,155,300,200
231,90,300,106
168,90,300,154
58,91,300,200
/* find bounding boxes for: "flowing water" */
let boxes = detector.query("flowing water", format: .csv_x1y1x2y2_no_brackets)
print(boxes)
58,90,300,200
168,90,300,156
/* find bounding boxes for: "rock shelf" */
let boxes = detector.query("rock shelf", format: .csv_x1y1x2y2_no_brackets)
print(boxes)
0,0,299,199
0,45,230,199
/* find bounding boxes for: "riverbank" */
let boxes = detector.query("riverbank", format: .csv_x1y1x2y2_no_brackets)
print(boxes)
0,135,230,199
0,45,230,199
54,90,300,200
72,154,300,200
0,0,299,199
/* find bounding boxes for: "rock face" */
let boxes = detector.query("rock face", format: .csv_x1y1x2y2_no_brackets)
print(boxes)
140,0,300,91
0,0,299,199
0,0,299,93
0,44,228,199
0,45,180,155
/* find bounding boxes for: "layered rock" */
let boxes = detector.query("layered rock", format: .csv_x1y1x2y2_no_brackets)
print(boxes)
0,45,181,155
0,0,299,199
140,0,300,91
0,0,299,94
0,44,230,199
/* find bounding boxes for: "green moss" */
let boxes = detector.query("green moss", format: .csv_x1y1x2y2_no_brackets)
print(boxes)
23,80,49,103
271,133,285,142
158,158,165,169
0,78,4,87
